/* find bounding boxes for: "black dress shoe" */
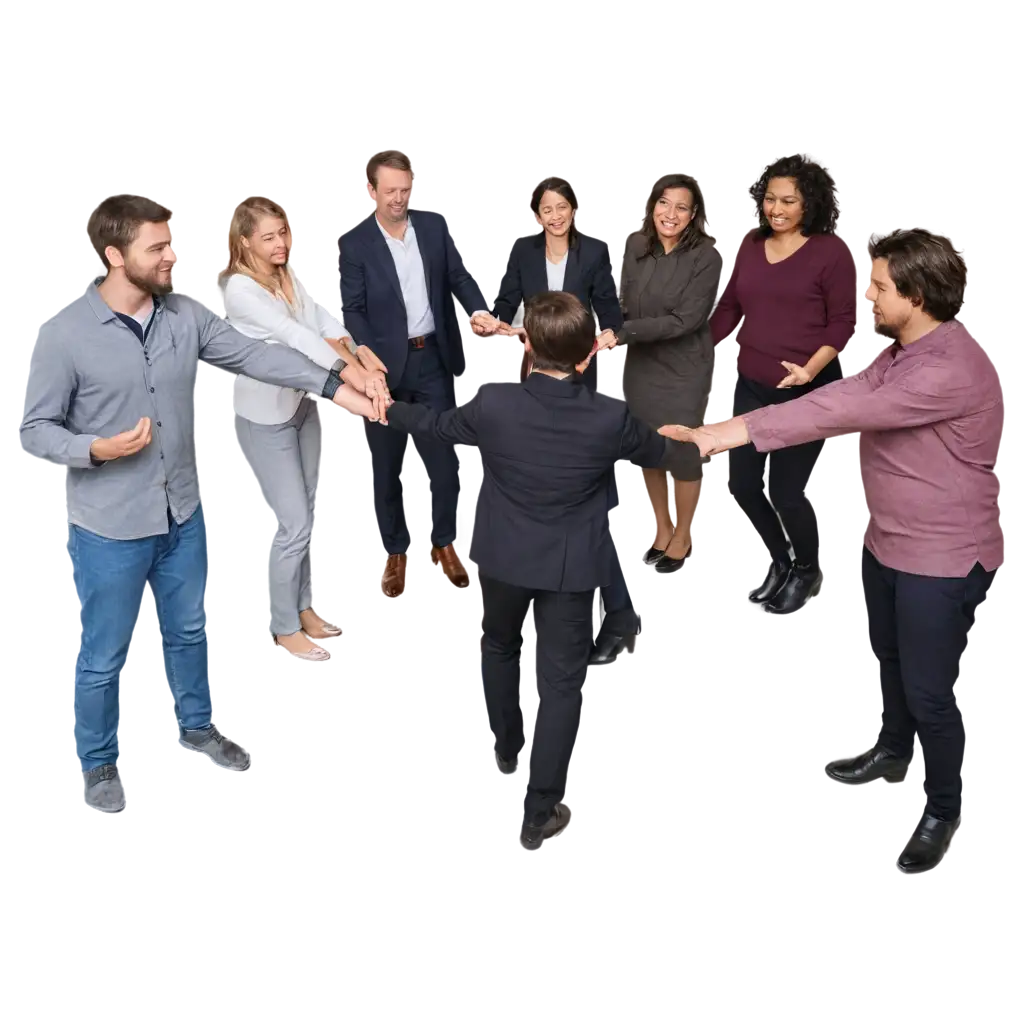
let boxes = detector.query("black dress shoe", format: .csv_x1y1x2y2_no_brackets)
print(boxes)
520,802,569,843
825,744,911,785
897,812,960,874
589,615,641,666
642,546,665,565
495,750,517,775
764,563,822,613
749,557,793,603
655,543,693,574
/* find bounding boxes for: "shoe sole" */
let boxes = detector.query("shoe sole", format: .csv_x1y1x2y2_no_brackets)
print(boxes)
86,800,126,813
825,766,908,785
764,579,823,615
176,737,251,774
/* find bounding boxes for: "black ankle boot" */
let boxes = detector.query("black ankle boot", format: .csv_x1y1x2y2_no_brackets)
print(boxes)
589,614,640,666
897,811,960,874
764,563,822,614
749,556,792,603
825,744,911,785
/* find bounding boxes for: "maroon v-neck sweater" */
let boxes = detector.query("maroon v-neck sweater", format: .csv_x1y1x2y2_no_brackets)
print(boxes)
710,230,857,387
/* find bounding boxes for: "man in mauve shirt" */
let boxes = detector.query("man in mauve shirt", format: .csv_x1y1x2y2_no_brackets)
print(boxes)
661,228,1003,874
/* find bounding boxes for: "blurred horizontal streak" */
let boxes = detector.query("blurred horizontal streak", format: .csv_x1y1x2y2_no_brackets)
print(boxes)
113,778,520,811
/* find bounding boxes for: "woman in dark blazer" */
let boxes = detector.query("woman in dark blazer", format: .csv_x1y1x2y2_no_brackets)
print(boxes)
490,177,623,389
477,178,630,663
599,174,722,574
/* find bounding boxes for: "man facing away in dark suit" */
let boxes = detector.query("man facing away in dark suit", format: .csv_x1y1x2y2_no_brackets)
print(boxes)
339,150,499,597
381,293,669,850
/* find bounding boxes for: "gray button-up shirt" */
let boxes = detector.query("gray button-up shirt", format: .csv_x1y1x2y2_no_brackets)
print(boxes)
21,280,335,540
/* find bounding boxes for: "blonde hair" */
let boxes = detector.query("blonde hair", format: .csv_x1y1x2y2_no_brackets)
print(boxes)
219,196,293,302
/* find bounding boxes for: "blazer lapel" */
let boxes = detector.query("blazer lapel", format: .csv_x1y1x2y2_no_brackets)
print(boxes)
524,233,547,297
563,242,581,296
367,215,406,308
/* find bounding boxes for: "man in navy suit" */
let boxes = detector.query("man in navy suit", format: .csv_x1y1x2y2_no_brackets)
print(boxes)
381,293,669,849
339,150,497,597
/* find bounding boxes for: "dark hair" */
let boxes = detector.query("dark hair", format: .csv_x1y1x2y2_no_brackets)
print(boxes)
87,195,172,268
750,154,839,237
528,175,585,246
868,228,966,321
367,150,413,189
640,174,714,255
523,292,595,372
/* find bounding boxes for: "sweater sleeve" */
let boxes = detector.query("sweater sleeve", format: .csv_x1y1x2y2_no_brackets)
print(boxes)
709,243,743,344
820,236,857,353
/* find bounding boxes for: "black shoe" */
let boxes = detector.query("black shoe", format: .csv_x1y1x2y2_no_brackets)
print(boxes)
825,744,911,785
520,802,569,843
897,812,960,874
749,557,793,603
495,749,517,775
655,543,693,574
589,615,641,666
642,546,665,565
764,563,822,613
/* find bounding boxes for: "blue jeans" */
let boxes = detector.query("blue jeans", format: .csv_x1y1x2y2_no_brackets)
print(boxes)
68,506,212,771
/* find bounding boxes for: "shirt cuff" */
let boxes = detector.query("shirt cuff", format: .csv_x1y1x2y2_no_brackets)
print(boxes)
70,433,103,469
321,370,342,401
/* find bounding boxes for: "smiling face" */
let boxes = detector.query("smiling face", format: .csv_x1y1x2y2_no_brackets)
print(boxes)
370,166,413,225
653,187,694,248
763,176,805,235
535,190,575,239
243,215,290,271
109,220,176,295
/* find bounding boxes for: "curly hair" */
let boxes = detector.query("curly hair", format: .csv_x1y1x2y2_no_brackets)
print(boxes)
749,154,839,237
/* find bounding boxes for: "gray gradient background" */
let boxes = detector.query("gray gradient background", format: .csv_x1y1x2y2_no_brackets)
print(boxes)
2,9,1024,1024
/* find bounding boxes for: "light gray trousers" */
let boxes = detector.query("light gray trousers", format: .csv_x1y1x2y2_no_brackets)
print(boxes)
235,398,321,636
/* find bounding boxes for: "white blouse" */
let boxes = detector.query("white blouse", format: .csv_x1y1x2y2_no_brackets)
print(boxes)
546,254,567,291
224,269,348,425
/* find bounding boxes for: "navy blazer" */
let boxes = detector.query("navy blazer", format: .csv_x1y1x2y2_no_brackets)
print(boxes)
491,231,623,332
386,373,667,592
338,210,487,384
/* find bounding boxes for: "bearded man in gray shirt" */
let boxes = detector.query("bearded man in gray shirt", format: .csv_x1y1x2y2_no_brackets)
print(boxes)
20,195,387,813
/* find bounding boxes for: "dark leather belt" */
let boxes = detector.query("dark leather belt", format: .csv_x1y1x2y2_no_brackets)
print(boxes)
409,333,435,350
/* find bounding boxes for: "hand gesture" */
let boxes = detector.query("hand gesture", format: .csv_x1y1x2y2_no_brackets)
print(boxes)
777,360,812,388
659,423,724,456
497,322,525,338
470,312,500,336
352,342,388,376
90,418,152,462
596,328,619,351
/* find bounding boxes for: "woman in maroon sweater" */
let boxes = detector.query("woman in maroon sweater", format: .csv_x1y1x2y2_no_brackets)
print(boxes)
710,154,856,614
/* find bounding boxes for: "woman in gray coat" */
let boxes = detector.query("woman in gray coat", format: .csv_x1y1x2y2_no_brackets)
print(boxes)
599,174,722,572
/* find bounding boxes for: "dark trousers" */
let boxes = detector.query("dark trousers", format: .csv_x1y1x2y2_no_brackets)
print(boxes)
728,362,842,566
863,547,996,820
479,572,593,825
365,337,459,554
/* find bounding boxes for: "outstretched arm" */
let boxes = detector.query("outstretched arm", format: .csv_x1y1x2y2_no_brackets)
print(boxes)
385,393,482,447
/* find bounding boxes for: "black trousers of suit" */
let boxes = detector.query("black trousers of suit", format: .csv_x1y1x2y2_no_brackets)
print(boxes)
480,572,593,825
863,547,996,820
728,362,842,567
365,337,459,554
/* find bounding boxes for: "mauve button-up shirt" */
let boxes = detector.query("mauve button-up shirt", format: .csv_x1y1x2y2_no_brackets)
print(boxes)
742,320,1003,577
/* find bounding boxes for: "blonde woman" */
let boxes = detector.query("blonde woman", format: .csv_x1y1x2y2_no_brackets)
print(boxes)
221,196,387,661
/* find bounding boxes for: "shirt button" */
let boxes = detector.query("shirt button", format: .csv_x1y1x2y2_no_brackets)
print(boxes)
149,386,155,393
157,421,162,427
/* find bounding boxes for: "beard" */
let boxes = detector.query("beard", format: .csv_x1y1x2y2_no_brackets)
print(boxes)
874,320,900,340
124,261,174,296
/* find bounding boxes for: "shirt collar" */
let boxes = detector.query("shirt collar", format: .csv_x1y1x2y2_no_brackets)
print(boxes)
376,213,414,244
894,319,958,358
86,277,170,323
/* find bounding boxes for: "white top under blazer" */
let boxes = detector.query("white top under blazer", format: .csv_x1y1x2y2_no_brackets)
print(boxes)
224,269,347,425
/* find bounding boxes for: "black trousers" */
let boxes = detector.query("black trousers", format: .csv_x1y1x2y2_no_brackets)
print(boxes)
863,547,996,820
728,362,842,566
365,338,459,554
480,572,593,825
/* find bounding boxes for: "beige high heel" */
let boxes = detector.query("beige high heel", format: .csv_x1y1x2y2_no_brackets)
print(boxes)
273,635,330,662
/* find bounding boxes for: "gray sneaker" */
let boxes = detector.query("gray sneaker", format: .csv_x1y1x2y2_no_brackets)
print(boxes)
83,764,126,813
179,724,250,771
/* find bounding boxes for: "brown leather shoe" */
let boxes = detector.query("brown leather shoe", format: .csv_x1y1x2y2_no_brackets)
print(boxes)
381,553,407,597
431,543,469,588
